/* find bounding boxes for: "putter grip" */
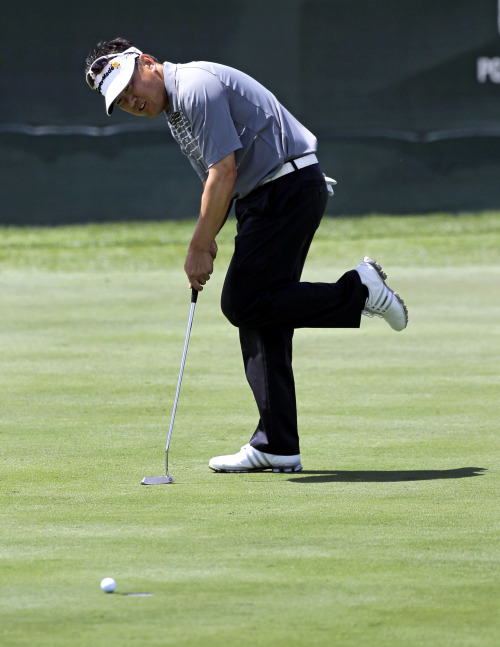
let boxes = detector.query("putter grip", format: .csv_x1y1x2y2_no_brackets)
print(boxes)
191,288,198,303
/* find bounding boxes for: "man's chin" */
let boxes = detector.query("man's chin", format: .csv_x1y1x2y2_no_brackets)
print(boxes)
144,106,164,119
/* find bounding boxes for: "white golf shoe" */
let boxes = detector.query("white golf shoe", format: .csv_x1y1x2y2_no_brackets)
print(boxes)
209,444,303,473
356,256,408,331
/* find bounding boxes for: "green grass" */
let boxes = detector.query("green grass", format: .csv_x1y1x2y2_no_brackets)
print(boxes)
1,212,499,646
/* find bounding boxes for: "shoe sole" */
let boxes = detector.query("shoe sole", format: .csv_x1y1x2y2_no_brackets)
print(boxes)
362,257,408,330
209,464,303,473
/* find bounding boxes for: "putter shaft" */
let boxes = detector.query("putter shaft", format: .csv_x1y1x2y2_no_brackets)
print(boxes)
141,288,198,485
165,289,198,474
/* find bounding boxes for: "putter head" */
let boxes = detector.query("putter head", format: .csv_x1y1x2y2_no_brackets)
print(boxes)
141,475,174,485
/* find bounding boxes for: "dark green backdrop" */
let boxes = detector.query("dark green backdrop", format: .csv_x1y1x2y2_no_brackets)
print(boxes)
1,0,500,224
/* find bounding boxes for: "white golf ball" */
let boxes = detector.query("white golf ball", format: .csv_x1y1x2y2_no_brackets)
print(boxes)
100,577,116,593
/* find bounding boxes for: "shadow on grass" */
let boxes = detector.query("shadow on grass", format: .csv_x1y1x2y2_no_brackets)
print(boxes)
288,467,487,484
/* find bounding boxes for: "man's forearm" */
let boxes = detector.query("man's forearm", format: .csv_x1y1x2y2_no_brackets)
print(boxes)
189,153,237,252
184,152,237,290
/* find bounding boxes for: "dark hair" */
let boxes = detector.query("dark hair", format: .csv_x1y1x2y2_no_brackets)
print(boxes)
85,37,159,73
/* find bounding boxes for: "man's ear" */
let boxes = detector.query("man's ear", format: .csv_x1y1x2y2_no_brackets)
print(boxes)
139,54,156,70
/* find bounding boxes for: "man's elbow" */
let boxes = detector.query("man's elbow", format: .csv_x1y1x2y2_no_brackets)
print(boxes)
227,163,238,184
220,164,237,189
210,154,237,187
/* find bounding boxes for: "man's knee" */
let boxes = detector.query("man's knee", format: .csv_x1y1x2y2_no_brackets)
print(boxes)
222,280,265,328
221,284,246,327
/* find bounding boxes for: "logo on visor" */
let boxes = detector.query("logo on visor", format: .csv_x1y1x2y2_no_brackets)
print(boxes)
97,62,120,95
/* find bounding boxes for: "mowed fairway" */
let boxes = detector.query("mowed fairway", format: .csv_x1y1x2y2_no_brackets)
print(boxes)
1,213,499,647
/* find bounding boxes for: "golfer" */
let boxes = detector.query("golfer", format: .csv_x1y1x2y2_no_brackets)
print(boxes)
85,38,408,473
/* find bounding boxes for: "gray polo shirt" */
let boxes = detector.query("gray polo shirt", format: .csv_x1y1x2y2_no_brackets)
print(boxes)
163,61,317,199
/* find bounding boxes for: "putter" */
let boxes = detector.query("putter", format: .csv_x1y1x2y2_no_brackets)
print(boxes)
141,288,198,485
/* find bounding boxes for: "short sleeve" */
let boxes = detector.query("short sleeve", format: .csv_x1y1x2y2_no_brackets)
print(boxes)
180,67,243,168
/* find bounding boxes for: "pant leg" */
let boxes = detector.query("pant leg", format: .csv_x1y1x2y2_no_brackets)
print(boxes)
239,326,299,455
221,165,365,455
222,167,365,330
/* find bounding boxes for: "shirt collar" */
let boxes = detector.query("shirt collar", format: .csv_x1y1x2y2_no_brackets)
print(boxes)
162,61,179,116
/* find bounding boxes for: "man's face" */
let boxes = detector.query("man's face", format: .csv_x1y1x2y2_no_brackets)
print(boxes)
114,55,168,118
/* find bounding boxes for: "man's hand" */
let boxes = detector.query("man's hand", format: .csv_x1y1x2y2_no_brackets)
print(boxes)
184,245,215,291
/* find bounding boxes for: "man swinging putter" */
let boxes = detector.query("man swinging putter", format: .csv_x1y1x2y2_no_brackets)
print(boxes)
85,38,408,473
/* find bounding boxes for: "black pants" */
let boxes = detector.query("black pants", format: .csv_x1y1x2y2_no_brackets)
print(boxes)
221,164,365,456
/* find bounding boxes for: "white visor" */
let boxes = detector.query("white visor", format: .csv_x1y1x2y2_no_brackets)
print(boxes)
87,47,142,115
